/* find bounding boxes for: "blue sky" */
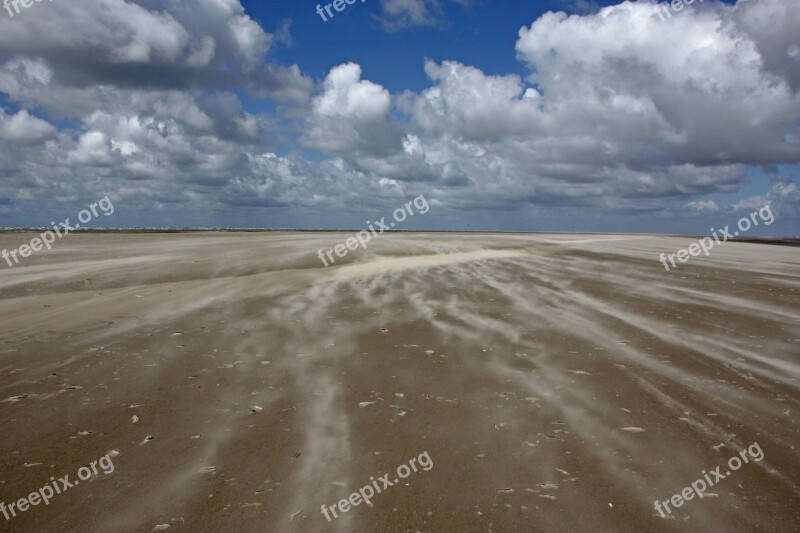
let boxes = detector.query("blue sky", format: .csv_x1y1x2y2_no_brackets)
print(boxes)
250,0,743,91
0,0,797,234
255,0,551,89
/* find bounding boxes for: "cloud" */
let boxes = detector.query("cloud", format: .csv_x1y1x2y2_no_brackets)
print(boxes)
377,0,472,30
379,0,441,29
0,0,797,229
733,0,800,92
515,0,800,168
0,0,268,82
0,0,309,104
274,19,294,47
731,175,800,217
302,63,402,158
0,109,57,143
402,60,542,142
687,200,721,213
367,0,799,214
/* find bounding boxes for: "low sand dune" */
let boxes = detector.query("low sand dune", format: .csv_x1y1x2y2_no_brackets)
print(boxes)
0,232,798,532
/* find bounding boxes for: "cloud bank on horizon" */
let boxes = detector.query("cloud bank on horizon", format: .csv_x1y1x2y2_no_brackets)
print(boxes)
0,0,798,233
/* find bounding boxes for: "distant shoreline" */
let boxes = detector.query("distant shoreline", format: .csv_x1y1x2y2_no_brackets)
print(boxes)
0,228,797,246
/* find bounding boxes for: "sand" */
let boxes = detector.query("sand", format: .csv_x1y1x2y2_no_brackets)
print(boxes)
0,232,798,532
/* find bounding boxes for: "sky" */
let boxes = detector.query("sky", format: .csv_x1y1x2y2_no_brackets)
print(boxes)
0,0,798,234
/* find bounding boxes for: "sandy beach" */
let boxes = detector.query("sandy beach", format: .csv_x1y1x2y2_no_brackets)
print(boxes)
0,232,798,532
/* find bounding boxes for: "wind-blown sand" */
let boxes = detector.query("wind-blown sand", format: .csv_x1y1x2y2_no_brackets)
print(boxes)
0,232,798,532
